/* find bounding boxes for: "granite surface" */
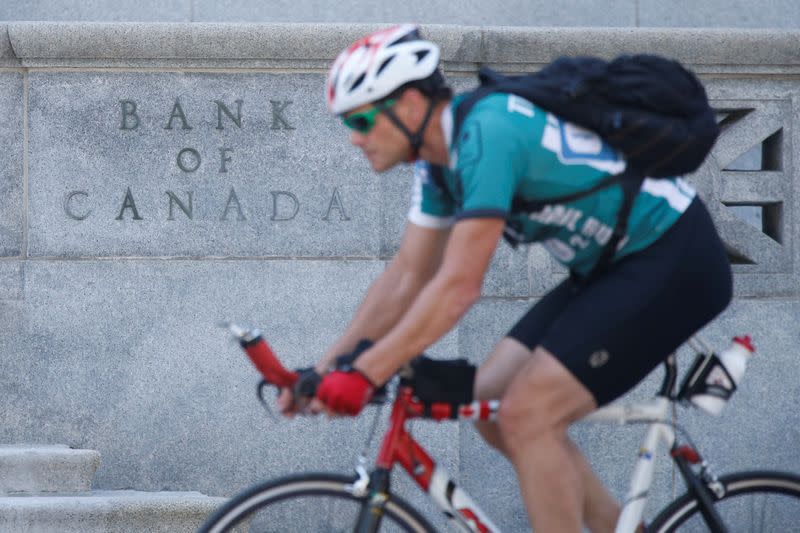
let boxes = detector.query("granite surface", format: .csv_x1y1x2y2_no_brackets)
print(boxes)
3,0,798,30
26,72,381,258
0,24,798,531
0,74,23,257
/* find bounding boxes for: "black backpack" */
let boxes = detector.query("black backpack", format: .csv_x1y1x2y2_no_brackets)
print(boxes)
441,54,719,281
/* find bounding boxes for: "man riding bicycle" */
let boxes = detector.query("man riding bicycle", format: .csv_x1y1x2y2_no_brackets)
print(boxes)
279,24,732,533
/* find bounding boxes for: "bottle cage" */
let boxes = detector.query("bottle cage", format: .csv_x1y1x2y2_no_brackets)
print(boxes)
677,352,738,405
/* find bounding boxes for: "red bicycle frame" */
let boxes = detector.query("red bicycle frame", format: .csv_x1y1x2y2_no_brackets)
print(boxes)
228,324,501,532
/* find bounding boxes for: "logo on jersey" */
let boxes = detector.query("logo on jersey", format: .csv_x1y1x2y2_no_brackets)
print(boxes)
541,115,626,174
589,349,611,368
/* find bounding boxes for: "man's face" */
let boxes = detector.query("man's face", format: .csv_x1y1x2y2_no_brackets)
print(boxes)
343,100,411,173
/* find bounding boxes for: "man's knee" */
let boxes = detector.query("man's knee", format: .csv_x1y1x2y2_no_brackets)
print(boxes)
496,390,563,452
496,347,595,452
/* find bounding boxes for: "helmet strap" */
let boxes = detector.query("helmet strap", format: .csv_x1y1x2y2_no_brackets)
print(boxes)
383,95,439,162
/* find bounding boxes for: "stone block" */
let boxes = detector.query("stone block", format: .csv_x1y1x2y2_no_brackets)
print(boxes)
5,22,481,70
5,23,800,73
0,491,225,533
638,0,800,29
0,25,19,67
0,1,190,22
0,74,24,257
0,445,99,494
690,81,798,296
191,0,636,27
480,27,800,74
27,72,380,258
0,262,24,300
0,258,464,498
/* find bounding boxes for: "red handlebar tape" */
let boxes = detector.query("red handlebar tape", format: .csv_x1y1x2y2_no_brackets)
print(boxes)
241,336,298,388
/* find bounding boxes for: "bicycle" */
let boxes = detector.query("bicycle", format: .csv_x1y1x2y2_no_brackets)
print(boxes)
199,323,800,532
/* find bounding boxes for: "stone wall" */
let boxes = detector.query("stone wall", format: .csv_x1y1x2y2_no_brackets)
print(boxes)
1,23,799,530
1,0,799,28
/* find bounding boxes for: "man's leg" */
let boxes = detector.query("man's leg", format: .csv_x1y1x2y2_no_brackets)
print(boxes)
475,340,619,533
473,337,533,453
565,438,622,533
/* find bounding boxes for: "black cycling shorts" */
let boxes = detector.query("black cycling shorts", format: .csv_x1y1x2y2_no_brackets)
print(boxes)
507,197,732,406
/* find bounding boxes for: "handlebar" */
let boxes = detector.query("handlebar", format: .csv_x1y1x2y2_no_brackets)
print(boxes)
222,322,500,423
222,322,298,388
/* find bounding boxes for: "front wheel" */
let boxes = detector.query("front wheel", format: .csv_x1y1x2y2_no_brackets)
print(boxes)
198,472,436,533
649,470,800,532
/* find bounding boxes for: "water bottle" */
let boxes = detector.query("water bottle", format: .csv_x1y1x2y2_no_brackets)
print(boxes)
691,336,755,415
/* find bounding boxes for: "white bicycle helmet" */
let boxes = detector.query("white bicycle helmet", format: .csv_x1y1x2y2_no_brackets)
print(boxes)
326,24,442,115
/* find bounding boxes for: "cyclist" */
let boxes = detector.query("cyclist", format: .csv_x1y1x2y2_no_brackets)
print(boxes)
279,24,732,533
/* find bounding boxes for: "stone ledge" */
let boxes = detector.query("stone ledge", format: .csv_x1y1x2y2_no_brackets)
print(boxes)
0,445,100,494
0,24,20,67
0,491,225,532
481,27,800,73
0,22,798,72
3,22,481,68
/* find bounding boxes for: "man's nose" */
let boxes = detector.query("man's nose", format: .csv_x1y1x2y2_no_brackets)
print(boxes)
350,130,366,146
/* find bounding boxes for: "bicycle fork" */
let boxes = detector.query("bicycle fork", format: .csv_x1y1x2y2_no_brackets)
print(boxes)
353,468,392,533
671,451,728,533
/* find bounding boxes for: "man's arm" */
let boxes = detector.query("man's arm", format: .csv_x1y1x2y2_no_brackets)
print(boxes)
315,221,450,374
353,217,506,385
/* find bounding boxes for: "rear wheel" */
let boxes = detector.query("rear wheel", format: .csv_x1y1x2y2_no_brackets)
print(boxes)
649,470,800,532
198,472,436,533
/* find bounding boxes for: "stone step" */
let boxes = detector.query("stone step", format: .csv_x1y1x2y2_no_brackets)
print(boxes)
0,490,227,533
0,445,100,494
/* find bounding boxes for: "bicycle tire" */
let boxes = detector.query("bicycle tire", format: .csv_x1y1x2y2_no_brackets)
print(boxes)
198,471,437,533
649,470,800,532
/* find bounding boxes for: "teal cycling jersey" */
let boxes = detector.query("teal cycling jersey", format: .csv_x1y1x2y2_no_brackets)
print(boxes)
408,93,696,276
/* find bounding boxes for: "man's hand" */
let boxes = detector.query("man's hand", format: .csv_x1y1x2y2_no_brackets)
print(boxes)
277,368,323,417
316,370,375,416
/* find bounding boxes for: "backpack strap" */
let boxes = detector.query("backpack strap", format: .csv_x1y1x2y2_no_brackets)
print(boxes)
511,168,644,284
509,172,629,213
575,169,644,284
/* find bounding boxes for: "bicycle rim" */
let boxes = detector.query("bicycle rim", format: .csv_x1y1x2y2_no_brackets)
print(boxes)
198,472,436,533
649,471,800,532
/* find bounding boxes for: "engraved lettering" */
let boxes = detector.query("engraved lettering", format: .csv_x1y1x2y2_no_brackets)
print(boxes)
177,148,201,173
165,98,192,130
214,99,243,130
323,187,351,221
64,191,92,221
116,187,143,220
166,191,193,220
221,187,247,221
270,100,295,130
119,100,140,130
270,191,299,221
219,148,234,173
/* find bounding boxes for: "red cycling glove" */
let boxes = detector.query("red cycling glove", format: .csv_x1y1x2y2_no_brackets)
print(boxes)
316,370,374,416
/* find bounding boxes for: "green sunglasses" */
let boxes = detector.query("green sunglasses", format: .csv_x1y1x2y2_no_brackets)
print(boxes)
341,99,397,133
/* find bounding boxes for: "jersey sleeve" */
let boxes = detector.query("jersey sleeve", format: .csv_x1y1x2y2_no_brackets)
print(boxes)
454,103,527,221
407,160,456,229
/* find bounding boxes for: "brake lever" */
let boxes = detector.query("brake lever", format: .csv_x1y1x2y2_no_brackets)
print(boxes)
257,380,278,421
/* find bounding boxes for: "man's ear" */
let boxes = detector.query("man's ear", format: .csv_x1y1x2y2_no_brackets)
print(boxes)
399,88,428,121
